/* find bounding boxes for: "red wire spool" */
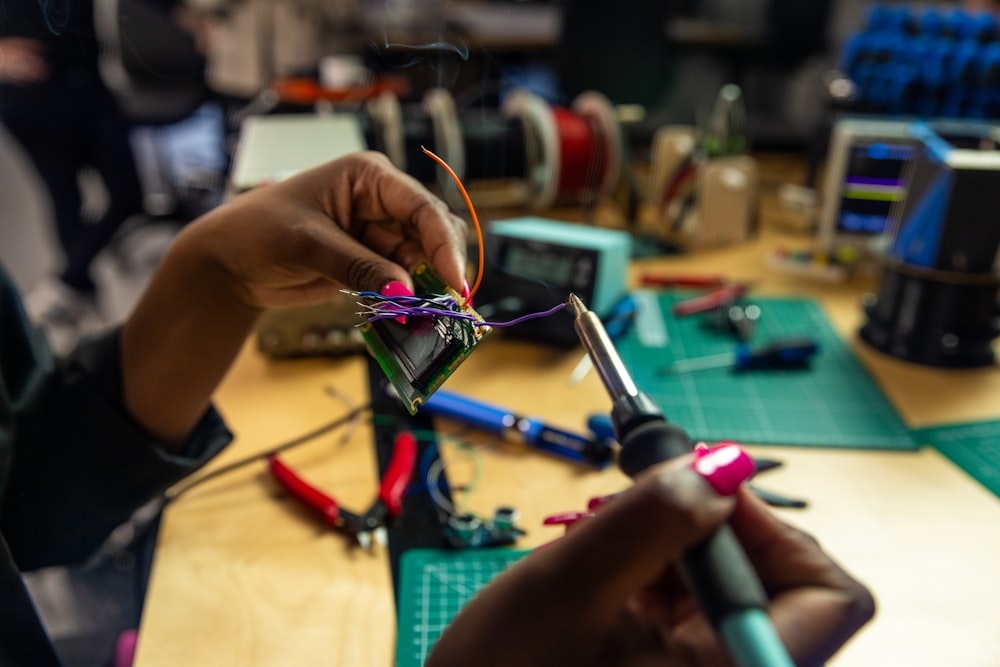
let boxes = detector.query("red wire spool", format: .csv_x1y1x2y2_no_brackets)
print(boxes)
504,89,622,209
551,106,609,201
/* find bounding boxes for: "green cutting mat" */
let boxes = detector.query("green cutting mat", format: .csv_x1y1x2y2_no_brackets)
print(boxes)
395,548,530,667
911,420,1000,499
620,292,916,450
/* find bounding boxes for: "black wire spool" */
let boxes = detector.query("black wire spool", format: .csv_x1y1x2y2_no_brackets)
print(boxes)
457,111,527,182
364,90,528,185
400,112,439,184
356,110,438,183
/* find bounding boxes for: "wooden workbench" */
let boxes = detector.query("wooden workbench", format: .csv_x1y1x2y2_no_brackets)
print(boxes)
133,157,1000,666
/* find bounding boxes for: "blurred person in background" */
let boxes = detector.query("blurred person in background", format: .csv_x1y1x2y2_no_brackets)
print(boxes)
183,0,362,164
0,1,145,354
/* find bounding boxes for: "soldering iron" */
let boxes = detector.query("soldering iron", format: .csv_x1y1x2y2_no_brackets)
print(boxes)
568,293,795,667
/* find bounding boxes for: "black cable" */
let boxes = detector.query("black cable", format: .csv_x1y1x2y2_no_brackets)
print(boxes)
164,403,373,503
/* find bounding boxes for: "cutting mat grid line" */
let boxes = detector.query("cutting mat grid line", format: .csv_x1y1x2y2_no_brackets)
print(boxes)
621,294,916,449
911,419,1000,499
396,548,529,667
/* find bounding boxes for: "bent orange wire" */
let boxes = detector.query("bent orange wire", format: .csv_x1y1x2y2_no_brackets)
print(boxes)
421,146,484,306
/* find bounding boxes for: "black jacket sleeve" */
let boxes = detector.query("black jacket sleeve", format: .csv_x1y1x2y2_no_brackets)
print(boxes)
0,270,231,570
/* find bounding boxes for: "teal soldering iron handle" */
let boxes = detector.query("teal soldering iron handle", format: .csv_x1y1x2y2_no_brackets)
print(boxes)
618,415,794,667
569,294,794,667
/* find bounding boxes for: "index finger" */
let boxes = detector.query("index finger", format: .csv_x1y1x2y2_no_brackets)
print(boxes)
526,456,739,615
359,153,469,291
730,491,876,665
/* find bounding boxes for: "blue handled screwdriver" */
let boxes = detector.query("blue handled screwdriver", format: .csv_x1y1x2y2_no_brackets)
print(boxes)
663,337,820,375
419,388,615,468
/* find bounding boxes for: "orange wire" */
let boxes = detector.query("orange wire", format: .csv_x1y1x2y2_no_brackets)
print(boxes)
421,146,484,306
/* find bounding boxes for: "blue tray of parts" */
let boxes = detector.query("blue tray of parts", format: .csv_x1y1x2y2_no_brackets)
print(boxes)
617,292,916,450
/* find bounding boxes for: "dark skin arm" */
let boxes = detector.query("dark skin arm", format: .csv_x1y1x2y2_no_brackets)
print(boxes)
121,151,467,448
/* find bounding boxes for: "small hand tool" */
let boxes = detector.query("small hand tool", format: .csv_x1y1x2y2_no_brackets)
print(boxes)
568,293,795,667
420,389,615,468
704,303,761,341
267,431,418,550
672,282,750,317
638,273,729,289
662,337,820,375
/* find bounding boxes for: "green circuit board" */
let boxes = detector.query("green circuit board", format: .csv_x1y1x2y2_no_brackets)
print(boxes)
361,263,491,414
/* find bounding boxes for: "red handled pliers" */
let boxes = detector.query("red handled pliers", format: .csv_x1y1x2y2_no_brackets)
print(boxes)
637,274,750,317
267,431,418,550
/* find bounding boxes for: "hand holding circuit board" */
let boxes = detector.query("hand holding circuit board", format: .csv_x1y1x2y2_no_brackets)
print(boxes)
349,148,566,414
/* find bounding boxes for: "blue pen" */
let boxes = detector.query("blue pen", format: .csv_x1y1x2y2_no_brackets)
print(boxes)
419,389,615,468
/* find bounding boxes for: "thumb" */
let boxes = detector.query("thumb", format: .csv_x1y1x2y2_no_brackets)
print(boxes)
532,445,753,610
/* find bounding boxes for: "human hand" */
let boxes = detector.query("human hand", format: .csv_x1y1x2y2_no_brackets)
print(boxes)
174,150,469,311
0,38,49,85
121,151,468,445
426,445,875,667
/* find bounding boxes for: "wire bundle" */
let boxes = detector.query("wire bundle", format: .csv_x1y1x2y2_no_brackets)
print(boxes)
346,290,565,328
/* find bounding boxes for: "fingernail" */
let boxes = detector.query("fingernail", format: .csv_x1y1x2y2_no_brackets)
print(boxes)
380,281,414,299
690,443,755,496
380,281,414,324
696,439,738,458
542,511,593,533
586,493,620,511
460,280,472,306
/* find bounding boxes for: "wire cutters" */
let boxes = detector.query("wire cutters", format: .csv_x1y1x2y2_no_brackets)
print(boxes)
267,431,418,550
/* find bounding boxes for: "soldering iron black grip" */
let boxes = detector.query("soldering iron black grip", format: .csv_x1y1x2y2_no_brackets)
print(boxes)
617,419,769,628
679,525,769,628
617,420,693,478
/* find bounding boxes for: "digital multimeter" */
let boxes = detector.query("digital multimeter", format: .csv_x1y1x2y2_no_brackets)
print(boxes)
475,217,631,345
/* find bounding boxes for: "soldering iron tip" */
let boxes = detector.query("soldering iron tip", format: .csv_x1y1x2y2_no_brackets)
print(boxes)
567,293,587,316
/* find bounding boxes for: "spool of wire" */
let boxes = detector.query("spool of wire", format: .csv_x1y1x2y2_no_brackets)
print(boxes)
504,89,622,209
365,91,407,171
365,88,622,210
458,110,528,181
424,89,464,200
400,107,438,184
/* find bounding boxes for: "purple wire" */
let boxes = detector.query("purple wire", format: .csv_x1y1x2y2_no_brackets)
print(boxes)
481,302,567,327
362,299,567,328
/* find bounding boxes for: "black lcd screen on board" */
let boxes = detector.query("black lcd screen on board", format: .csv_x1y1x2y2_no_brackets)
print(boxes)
370,317,462,391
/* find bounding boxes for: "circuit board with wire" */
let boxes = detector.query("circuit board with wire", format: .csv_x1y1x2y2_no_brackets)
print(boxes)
358,147,565,415
359,263,492,414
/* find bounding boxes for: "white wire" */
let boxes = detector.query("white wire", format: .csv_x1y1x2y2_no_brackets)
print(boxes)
427,458,457,515
426,434,483,517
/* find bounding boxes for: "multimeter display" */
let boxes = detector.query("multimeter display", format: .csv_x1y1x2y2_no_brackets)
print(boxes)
475,216,630,346
502,244,577,286
837,141,915,235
